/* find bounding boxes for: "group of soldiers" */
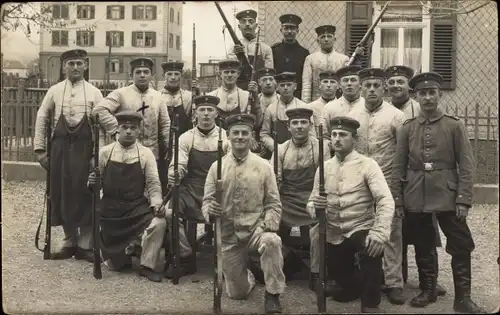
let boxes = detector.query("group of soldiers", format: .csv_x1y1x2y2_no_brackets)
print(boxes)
34,9,486,315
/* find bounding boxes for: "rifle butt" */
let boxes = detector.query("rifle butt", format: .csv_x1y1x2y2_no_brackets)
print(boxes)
213,215,223,314
316,207,327,312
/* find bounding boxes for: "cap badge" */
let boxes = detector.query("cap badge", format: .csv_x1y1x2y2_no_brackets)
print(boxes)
237,115,242,121
140,60,146,66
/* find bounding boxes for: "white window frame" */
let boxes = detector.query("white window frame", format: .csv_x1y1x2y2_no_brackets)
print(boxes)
108,31,121,47
110,6,121,20
78,31,93,46
135,32,145,47
144,32,155,47
371,1,431,72
110,59,121,73
145,6,155,20
78,5,93,19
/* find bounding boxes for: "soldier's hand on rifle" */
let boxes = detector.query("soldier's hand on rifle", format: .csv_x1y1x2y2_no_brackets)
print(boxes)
354,46,365,56
263,218,279,233
36,151,48,170
88,171,97,187
192,78,200,95
233,44,245,55
154,204,166,218
313,194,328,210
208,200,223,218
456,204,469,222
364,233,384,257
248,80,258,94
395,206,405,219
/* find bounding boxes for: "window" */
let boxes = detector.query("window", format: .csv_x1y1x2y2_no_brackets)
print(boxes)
371,2,430,72
133,5,156,20
52,4,69,19
169,33,174,49
107,5,125,20
132,31,156,48
51,30,68,46
170,8,174,23
106,31,124,47
177,11,181,25
176,35,181,50
106,58,124,74
76,31,95,47
77,5,95,19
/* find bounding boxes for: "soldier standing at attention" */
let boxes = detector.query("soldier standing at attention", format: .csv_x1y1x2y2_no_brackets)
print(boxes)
307,70,339,136
271,14,309,100
391,72,485,313
257,67,279,111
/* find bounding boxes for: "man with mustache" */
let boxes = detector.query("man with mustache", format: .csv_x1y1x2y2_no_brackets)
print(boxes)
271,107,331,287
203,113,285,314
347,68,407,305
271,14,309,100
308,116,395,313
93,57,171,194
88,111,166,282
163,95,230,279
34,49,103,262
207,59,263,130
385,65,446,297
302,25,363,103
260,72,316,160
257,67,279,110
308,70,339,136
229,9,273,90
391,72,485,313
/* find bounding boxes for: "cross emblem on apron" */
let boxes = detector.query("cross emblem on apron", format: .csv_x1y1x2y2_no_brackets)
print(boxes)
137,101,150,116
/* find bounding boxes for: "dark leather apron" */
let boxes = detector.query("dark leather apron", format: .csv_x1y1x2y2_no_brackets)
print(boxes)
99,143,154,266
279,141,317,227
49,81,93,231
178,133,218,222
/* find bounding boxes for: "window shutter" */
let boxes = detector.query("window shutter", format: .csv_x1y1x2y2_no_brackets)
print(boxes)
62,31,68,45
119,59,124,73
132,5,137,20
105,57,109,72
77,5,82,18
52,31,58,45
152,32,156,47
345,1,373,68
132,32,137,47
152,6,157,20
106,6,111,19
430,9,457,90
76,31,81,46
120,32,124,47
90,32,95,46
105,31,110,46
120,6,125,19
62,5,69,19
90,6,95,19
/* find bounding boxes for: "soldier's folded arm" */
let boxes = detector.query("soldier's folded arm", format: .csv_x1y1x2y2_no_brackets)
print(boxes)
365,159,395,244
201,162,218,223
301,56,312,103
144,148,163,207
454,120,475,207
167,132,190,186
260,108,274,152
33,87,55,154
158,103,171,151
263,163,282,225
391,123,411,207
92,89,122,135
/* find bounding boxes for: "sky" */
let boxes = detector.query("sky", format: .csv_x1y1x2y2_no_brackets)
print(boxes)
1,2,258,69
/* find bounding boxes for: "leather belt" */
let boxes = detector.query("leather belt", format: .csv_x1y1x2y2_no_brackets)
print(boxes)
408,162,456,171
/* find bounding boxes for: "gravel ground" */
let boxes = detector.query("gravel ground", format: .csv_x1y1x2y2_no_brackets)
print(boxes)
2,180,499,314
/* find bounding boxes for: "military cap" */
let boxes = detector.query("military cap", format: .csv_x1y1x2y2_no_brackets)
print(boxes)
218,59,241,71
385,65,415,79
194,95,220,108
235,9,257,20
409,72,443,90
161,61,184,73
286,107,313,120
274,72,296,83
61,49,87,62
329,116,360,134
130,57,155,71
358,68,387,82
319,70,339,82
116,110,143,125
279,14,302,26
257,67,276,79
315,25,336,36
225,113,256,129
336,65,363,79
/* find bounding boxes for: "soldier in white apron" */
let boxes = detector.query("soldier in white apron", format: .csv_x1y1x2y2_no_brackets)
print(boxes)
34,49,103,262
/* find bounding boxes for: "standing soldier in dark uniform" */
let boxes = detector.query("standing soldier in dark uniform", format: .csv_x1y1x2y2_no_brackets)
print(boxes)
271,14,310,100
229,9,273,90
391,72,485,313
385,65,446,297
34,49,103,262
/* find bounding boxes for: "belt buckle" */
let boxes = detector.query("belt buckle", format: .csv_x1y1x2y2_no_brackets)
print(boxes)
424,162,434,171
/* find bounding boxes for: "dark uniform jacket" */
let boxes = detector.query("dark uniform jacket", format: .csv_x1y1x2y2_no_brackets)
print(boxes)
272,40,310,100
391,110,475,212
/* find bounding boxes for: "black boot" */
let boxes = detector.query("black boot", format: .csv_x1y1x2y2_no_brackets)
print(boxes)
50,246,77,260
411,254,437,308
309,272,319,292
451,256,486,314
164,255,196,279
264,291,282,314
74,247,96,263
139,265,163,282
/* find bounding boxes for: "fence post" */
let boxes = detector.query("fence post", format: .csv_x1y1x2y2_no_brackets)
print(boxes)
473,103,479,167
16,79,26,161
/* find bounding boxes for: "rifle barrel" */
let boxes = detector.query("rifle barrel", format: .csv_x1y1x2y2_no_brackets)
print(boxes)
92,114,102,279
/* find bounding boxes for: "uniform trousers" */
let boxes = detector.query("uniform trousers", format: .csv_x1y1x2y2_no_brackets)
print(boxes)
223,227,286,299
328,229,383,308
382,216,404,289
62,225,92,249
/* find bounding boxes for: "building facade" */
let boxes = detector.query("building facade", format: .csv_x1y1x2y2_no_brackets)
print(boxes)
39,2,183,84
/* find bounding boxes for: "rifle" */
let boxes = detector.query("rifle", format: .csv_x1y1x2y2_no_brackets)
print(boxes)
316,124,327,313
35,116,53,259
171,114,181,285
347,1,392,66
246,27,260,115
191,23,197,126
214,2,252,79
92,114,102,279
213,124,223,314
273,118,279,185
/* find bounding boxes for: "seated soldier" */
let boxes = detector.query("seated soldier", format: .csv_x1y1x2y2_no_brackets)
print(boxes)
88,111,166,282
271,107,331,284
164,95,230,279
202,113,285,314
307,116,395,313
